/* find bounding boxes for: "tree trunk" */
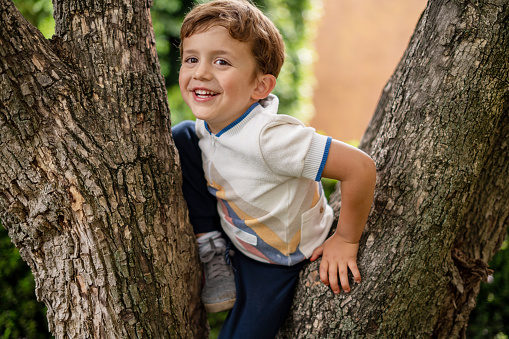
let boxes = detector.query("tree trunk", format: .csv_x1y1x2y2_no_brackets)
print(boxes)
280,0,509,338
0,0,207,337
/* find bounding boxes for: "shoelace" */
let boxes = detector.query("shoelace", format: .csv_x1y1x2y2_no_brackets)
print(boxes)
200,239,231,280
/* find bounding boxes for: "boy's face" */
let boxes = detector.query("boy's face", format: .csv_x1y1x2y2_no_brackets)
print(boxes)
179,26,261,134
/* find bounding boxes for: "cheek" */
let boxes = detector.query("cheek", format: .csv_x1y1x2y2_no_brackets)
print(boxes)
178,72,190,101
222,76,248,96
178,70,185,87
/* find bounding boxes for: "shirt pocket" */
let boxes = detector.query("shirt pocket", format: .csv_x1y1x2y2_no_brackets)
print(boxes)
299,197,329,258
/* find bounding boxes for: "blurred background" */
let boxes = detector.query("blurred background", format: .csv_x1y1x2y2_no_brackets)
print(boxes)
1,0,507,338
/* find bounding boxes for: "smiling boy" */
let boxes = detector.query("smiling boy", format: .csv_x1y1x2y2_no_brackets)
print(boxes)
172,1,376,338
179,25,267,133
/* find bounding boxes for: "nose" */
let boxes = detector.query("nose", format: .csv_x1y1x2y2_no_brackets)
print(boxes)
193,62,212,81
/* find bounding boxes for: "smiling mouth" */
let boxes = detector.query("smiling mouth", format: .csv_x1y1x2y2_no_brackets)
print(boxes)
194,89,219,98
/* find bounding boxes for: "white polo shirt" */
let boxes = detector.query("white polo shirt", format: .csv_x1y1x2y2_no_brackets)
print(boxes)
196,94,334,266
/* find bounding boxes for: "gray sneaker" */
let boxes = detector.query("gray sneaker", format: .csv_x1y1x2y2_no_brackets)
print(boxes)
200,238,236,313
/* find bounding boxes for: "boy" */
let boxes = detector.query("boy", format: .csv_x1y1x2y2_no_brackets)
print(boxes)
172,1,376,338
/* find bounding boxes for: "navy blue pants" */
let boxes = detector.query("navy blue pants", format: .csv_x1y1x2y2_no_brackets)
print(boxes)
172,121,305,338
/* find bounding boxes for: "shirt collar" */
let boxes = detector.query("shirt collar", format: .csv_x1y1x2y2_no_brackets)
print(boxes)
205,101,260,137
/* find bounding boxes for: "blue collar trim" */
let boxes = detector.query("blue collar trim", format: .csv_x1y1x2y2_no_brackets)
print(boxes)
205,102,260,137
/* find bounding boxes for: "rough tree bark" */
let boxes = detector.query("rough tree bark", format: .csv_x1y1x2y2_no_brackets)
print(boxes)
0,0,207,337
280,0,508,338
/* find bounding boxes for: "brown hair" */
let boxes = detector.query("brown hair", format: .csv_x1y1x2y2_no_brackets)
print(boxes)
180,0,285,78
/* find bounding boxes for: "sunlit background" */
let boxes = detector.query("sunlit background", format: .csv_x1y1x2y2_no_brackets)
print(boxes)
1,0,508,338
311,0,426,143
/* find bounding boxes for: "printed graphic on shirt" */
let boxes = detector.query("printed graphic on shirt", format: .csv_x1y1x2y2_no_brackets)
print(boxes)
208,181,306,265
205,163,323,266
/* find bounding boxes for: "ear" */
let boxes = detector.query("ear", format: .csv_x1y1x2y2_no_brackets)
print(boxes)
252,74,277,100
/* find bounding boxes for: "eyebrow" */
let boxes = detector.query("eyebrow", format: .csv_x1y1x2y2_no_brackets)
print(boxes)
182,49,233,57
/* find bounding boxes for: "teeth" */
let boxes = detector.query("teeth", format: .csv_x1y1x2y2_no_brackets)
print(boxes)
195,90,217,96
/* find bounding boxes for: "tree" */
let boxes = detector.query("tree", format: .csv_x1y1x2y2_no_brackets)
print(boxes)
279,0,509,337
0,1,507,339
0,0,206,337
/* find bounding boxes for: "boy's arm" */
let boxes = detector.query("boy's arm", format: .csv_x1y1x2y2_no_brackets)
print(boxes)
310,139,376,294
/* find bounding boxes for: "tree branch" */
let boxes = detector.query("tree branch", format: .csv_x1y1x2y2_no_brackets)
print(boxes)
282,0,509,337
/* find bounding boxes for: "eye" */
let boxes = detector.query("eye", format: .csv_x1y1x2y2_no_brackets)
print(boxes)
185,57,198,64
214,59,231,66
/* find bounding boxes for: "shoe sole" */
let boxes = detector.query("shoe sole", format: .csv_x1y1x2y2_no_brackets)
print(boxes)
204,298,236,313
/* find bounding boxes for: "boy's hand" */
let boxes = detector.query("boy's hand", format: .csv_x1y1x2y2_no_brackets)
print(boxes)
310,233,361,294
310,139,375,294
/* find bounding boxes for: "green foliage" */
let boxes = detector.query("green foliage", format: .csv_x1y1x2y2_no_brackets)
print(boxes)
207,311,228,339
467,237,509,338
255,0,321,122
321,178,338,200
0,225,52,339
12,0,54,38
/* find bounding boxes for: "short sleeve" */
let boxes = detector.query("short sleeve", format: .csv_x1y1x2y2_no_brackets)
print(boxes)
259,115,332,181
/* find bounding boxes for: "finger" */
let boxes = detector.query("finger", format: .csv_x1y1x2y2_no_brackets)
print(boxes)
328,264,340,294
339,264,350,293
349,261,361,283
319,259,330,285
310,246,324,262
